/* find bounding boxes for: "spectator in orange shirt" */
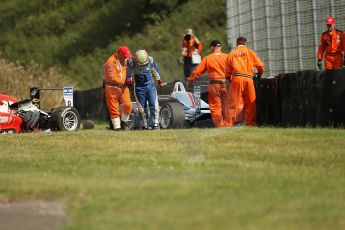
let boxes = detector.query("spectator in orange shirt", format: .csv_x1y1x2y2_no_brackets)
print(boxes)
187,40,228,128
225,36,264,127
317,16,345,70
103,45,133,130
181,29,203,79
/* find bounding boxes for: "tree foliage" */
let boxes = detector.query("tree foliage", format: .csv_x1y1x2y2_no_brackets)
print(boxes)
0,0,226,88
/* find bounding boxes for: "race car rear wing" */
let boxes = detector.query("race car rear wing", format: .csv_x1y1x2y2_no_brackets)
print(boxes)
30,86,73,108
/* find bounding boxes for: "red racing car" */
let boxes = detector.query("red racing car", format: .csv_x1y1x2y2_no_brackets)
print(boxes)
0,93,82,133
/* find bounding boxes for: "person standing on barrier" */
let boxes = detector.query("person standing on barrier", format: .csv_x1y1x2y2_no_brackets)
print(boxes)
126,49,164,130
317,16,345,70
180,29,203,79
225,36,265,127
187,40,228,128
104,45,133,131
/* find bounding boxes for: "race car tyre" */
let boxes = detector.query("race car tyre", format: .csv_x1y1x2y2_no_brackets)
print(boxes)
51,106,81,131
159,102,185,129
81,120,95,130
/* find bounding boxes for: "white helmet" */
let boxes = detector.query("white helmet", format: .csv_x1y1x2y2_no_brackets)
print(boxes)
134,50,149,66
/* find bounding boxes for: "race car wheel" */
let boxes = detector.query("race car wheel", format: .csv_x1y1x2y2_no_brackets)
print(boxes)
51,106,81,131
159,102,185,129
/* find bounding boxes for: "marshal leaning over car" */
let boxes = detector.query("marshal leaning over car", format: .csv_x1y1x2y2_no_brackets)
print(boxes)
187,40,228,128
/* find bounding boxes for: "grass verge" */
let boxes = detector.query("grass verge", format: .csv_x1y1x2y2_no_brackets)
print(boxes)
0,126,344,229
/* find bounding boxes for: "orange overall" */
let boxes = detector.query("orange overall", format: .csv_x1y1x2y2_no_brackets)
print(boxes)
188,51,228,127
317,29,345,69
225,45,264,126
104,54,132,119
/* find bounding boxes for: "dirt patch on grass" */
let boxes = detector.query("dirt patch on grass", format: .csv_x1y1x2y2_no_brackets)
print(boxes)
0,201,68,230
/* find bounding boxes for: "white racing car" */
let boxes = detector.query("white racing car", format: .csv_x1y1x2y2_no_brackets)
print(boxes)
129,81,212,129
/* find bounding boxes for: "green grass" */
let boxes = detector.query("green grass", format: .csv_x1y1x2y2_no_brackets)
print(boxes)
1,126,345,229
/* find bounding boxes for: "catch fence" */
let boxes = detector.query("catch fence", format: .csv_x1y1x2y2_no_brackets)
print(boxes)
226,0,345,77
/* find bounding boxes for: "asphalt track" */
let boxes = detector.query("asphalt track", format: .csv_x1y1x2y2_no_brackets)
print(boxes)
0,201,67,230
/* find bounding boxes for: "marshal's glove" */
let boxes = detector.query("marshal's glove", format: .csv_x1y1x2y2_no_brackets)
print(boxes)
317,59,322,70
126,79,133,86
220,86,227,95
157,79,164,87
186,79,193,88
256,73,262,81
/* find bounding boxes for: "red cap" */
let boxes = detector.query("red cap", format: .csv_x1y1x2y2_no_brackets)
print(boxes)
117,46,132,58
325,16,335,25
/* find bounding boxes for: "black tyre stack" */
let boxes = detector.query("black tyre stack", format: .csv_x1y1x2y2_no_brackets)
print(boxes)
298,70,322,127
279,72,304,127
255,67,345,127
318,68,345,127
255,77,280,126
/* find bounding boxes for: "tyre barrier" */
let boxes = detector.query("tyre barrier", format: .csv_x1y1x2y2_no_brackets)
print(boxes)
73,68,345,128
318,68,345,127
277,72,303,127
258,67,345,127
298,70,322,127
255,77,281,126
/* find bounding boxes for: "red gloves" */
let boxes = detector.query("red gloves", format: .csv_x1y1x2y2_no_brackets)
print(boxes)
157,79,164,87
126,79,133,86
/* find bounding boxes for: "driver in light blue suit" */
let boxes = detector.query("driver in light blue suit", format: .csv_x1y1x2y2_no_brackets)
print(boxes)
126,50,164,129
